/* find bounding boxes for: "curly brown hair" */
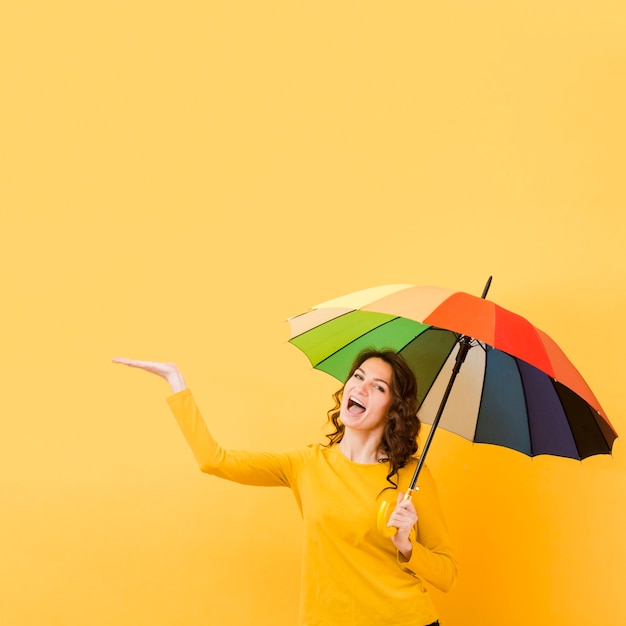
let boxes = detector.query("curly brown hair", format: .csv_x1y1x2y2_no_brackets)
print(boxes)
325,348,421,489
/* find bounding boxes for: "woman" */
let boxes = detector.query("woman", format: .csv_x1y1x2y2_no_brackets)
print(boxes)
113,349,457,625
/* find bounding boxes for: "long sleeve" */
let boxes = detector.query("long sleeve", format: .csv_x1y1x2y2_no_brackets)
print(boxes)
166,388,306,488
166,388,456,625
398,465,458,593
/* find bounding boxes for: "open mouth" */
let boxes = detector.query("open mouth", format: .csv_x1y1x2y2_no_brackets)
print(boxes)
347,396,366,415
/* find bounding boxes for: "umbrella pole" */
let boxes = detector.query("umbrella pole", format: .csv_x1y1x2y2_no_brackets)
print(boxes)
481,275,492,299
408,335,473,491
407,277,492,492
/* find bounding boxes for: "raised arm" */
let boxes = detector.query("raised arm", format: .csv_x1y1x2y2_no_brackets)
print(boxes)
112,358,187,393
112,357,305,489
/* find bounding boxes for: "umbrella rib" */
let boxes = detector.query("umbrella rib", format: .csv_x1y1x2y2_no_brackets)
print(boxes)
470,343,489,445
410,326,461,411
414,331,461,411
314,316,408,370
468,337,488,440
553,381,615,459
514,356,535,457
554,379,583,460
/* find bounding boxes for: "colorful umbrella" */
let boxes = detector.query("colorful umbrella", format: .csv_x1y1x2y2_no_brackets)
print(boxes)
288,279,617,529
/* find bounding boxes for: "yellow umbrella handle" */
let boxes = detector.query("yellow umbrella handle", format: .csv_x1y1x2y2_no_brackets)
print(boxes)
376,488,416,537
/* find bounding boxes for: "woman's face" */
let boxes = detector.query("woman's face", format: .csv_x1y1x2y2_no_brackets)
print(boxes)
339,357,394,435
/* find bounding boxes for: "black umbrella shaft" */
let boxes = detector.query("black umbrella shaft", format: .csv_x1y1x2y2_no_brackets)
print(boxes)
408,335,472,491
406,277,490,492
481,276,493,299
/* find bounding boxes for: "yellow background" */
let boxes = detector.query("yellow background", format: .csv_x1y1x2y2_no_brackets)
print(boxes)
1,1,625,624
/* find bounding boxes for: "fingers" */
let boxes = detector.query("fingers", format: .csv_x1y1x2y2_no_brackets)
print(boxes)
112,358,178,377
389,503,417,522
112,357,154,368
395,492,415,512
388,492,418,531
113,358,187,393
112,357,132,365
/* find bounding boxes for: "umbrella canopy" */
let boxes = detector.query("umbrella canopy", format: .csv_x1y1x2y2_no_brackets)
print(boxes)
288,282,617,461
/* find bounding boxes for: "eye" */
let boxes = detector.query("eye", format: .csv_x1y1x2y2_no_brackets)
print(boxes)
373,384,386,392
354,373,363,380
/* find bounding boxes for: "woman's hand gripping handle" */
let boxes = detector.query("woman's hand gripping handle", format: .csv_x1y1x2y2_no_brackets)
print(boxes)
377,489,418,559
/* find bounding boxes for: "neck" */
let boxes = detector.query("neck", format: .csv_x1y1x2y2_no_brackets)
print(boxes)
338,430,385,464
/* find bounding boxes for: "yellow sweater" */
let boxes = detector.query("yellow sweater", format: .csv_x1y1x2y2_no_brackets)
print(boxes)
167,389,457,626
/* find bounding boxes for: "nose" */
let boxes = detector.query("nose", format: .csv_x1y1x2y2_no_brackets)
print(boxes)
353,379,368,395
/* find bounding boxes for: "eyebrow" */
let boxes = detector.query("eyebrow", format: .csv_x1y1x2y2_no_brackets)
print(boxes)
356,367,391,387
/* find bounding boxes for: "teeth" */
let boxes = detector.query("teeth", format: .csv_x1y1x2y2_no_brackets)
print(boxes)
349,396,366,409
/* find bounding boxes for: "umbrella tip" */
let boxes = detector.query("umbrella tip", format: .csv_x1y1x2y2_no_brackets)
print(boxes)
481,276,493,299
